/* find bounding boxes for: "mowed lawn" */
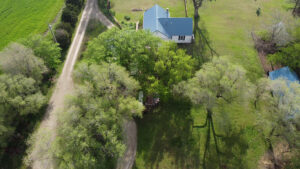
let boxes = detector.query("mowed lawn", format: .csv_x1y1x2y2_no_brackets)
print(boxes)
111,0,296,169
0,0,64,50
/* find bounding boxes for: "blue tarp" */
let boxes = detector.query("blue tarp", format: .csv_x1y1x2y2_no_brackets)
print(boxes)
269,66,300,83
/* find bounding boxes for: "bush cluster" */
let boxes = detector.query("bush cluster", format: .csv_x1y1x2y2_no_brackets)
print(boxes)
98,0,115,17
55,0,84,49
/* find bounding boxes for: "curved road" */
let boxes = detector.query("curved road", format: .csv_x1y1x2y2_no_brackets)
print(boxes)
30,0,136,169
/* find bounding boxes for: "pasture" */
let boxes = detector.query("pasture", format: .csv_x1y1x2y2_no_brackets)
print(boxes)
110,0,297,168
0,0,64,50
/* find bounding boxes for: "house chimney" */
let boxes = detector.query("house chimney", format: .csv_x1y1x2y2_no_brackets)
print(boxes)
166,8,169,17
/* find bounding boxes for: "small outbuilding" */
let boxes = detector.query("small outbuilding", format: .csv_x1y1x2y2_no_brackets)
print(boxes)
269,66,300,83
143,4,193,43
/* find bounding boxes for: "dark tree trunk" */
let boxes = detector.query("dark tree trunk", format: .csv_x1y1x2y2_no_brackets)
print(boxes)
184,0,188,17
266,127,281,169
194,6,200,18
192,0,202,19
293,0,300,16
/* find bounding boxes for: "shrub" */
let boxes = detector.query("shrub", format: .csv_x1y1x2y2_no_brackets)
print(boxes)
257,30,272,42
56,22,73,34
55,29,71,49
124,16,131,21
61,7,78,26
66,0,84,8
65,3,80,15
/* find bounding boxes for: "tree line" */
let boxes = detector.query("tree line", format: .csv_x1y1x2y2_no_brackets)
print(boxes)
23,28,300,168
55,0,84,49
0,35,62,162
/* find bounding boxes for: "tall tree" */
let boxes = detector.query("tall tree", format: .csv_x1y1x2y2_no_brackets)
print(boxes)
25,63,144,169
174,56,250,168
192,0,204,18
20,35,62,71
0,43,47,82
254,78,300,168
0,74,46,157
84,28,196,100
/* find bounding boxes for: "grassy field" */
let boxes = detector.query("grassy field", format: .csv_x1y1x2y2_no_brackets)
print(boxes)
110,0,297,168
134,99,265,169
0,0,64,50
110,0,296,80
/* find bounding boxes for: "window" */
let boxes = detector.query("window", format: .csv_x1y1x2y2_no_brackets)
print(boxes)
178,36,185,41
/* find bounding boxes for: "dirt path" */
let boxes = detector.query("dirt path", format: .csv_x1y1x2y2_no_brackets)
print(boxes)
30,0,136,168
117,119,137,169
30,0,115,168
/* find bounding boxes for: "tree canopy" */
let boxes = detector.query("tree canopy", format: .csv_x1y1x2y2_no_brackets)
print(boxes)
25,63,144,169
174,56,249,111
268,43,300,70
0,74,46,156
84,28,196,99
20,35,61,71
0,43,48,82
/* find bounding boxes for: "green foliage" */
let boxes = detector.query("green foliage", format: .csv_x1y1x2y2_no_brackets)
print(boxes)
98,0,113,16
86,19,107,39
20,35,62,71
25,63,143,168
84,28,196,99
174,56,249,110
65,3,80,15
61,6,78,27
56,22,74,34
0,43,48,82
268,43,300,70
66,0,84,9
55,29,71,49
257,30,272,42
124,16,131,21
0,74,46,157
256,79,300,143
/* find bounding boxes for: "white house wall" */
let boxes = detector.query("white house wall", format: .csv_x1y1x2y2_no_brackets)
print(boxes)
153,31,193,43
172,36,192,43
154,31,170,40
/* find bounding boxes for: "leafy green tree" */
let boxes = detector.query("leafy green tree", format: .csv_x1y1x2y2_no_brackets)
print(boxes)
255,79,300,168
61,7,78,26
268,43,300,70
20,35,62,71
56,22,73,34
55,29,71,49
0,74,46,157
25,63,143,169
66,0,84,9
84,28,196,99
0,43,48,82
174,56,250,168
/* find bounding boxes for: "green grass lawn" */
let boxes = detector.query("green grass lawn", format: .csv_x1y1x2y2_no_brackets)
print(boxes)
110,0,194,22
0,0,64,50
134,99,265,169
111,0,297,168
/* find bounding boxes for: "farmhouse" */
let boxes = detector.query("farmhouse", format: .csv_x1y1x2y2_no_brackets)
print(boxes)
143,4,193,43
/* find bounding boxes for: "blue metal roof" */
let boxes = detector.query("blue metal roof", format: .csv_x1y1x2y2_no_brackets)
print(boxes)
269,66,300,83
143,4,193,38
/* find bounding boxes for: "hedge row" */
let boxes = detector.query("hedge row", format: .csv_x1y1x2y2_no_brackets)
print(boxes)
55,0,84,49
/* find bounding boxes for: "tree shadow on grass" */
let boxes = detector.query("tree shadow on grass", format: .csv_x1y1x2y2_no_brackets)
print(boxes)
179,17,218,68
134,99,201,169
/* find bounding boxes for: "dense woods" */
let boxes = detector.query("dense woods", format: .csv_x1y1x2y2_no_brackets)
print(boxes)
84,28,196,100
0,36,61,160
